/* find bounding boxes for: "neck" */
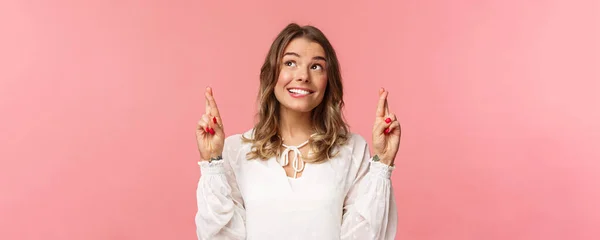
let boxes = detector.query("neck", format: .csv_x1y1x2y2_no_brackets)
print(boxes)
278,107,313,146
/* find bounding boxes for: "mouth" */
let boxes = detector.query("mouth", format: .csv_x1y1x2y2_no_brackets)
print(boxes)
287,88,314,97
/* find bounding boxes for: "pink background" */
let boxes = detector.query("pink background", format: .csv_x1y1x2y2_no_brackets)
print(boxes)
1,0,599,239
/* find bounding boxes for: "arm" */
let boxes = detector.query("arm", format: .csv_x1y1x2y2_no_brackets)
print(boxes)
340,142,397,240
195,137,246,240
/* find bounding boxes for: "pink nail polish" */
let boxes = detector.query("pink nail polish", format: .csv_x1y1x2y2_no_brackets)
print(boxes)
385,118,392,124
384,128,390,134
208,128,215,135
213,117,217,124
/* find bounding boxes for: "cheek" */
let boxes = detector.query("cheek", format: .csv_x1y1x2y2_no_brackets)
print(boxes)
276,70,293,87
314,74,328,92
274,70,293,100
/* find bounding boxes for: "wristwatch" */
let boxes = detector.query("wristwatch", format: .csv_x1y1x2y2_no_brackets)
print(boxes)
372,155,380,162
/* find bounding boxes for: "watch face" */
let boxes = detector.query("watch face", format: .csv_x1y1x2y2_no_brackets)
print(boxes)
372,155,380,162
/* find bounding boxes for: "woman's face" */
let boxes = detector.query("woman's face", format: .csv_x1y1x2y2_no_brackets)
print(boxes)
274,37,328,114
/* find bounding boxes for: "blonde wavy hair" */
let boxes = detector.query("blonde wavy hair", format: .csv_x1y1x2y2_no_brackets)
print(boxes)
242,23,350,163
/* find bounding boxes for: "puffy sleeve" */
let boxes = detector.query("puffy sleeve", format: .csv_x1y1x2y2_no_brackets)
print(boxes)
195,135,246,240
340,136,398,240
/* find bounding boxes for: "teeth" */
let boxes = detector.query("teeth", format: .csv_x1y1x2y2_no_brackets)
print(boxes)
288,89,311,95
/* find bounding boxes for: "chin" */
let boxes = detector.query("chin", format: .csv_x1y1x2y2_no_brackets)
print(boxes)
289,106,315,113
281,103,318,113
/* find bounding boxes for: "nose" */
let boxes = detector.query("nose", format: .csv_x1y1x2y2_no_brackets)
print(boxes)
295,68,310,83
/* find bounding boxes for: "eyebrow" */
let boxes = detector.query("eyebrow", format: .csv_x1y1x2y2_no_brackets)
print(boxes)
283,52,327,62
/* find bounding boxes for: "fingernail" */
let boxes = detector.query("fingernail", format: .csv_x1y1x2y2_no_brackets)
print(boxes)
208,128,215,135
384,128,390,134
205,127,210,132
213,117,217,124
385,118,392,124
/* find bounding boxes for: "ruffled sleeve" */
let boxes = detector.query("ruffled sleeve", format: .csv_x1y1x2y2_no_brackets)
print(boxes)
195,135,246,240
340,136,398,240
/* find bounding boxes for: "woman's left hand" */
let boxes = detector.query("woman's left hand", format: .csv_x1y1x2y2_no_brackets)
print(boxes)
372,88,401,166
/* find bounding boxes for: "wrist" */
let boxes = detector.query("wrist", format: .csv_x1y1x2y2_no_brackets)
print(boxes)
372,154,394,166
208,155,223,163
199,153,223,162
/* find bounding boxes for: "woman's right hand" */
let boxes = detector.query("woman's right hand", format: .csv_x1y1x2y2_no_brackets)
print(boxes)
196,87,225,161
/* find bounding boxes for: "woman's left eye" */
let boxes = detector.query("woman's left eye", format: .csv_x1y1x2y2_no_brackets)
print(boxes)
311,64,323,70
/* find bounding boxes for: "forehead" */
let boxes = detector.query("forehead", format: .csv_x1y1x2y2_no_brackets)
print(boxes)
283,37,325,57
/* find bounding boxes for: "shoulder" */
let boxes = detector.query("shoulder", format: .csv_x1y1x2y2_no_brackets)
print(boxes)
222,129,254,164
346,132,368,148
334,133,371,187
224,129,254,149
339,132,369,152
224,129,254,144
337,132,370,165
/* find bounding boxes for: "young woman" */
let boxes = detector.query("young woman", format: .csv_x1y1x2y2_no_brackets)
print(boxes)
195,23,401,240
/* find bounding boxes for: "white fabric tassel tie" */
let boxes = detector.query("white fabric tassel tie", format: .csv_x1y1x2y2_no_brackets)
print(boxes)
280,139,310,179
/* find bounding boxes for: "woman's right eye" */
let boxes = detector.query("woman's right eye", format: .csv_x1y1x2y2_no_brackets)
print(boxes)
284,61,296,67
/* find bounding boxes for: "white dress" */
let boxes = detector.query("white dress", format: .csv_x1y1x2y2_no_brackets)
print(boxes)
195,130,397,240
